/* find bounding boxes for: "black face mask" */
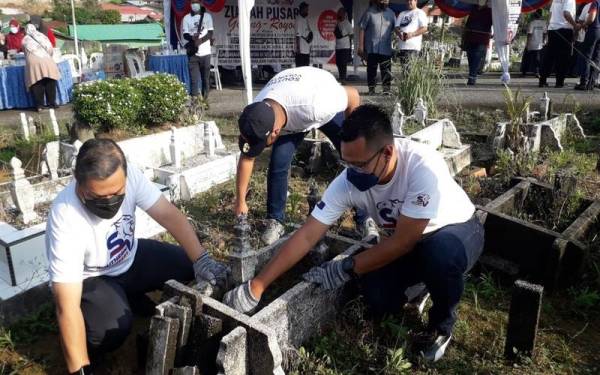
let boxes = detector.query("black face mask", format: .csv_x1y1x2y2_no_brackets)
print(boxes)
82,194,125,219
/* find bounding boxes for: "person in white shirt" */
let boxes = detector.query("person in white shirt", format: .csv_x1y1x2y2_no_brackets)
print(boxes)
394,0,428,65
539,0,579,88
294,2,312,67
334,7,354,83
521,9,547,77
47,139,230,374
234,67,373,246
182,0,214,98
224,104,484,363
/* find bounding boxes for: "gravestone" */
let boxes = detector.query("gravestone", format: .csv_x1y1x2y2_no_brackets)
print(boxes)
9,157,38,224
20,113,29,141
49,109,60,137
146,315,180,375
504,279,544,359
233,214,252,255
391,102,405,136
41,141,60,180
170,126,182,168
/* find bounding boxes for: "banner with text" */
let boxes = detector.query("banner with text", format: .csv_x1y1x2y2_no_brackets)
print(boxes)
210,0,341,66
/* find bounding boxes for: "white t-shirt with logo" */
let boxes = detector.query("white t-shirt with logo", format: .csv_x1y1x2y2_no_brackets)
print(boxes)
527,19,547,50
335,19,354,50
46,165,162,283
254,67,348,134
549,0,576,30
395,8,428,51
182,12,214,57
295,16,312,55
311,138,475,234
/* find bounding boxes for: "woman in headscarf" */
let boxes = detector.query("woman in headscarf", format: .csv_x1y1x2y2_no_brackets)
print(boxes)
22,23,61,112
6,19,25,52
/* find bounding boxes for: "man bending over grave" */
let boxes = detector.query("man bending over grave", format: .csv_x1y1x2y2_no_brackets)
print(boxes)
225,105,484,362
46,139,230,374
235,66,378,245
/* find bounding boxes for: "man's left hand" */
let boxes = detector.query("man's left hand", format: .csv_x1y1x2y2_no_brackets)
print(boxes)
302,258,351,290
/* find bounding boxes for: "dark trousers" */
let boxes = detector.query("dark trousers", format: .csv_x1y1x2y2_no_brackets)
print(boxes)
359,215,485,336
540,29,574,86
465,44,487,80
335,48,351,81
81,239,193,354
30,78,57,109
366,53,392,92
189,54,211,98
521,49,542,75
398,49,418,66
295,53,310,67
267,115,343,223
578,27,600,88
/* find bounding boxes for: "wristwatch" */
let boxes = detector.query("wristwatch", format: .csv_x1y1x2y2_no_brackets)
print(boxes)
341,257,358,279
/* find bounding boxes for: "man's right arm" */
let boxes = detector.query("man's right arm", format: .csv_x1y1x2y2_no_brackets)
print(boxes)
250,217,329,298
235,155,255,216
53,282,89,373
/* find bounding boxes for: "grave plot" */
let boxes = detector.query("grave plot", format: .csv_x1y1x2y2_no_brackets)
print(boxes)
146,233,365,375
477,176,600,290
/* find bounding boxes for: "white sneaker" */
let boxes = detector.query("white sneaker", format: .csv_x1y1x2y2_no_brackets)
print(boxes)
261,219,285,245
359,217,380,244
420,333,452,362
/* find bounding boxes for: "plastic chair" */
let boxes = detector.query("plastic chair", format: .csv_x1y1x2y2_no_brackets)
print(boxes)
125,53,154,79
61,54,82,82
89,52,104,71
210,46,222,91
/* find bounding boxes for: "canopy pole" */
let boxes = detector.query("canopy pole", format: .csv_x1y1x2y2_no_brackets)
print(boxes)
70,0,80,62
239,0,255,105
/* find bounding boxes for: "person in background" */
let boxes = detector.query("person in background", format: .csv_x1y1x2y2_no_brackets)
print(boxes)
6,19,25,52
334,7,354,84
0,22,7,59
521,9,547,77
539,0,578,88
575,0,600,90
183,0,214,99
461,4,493,86
295,2,312,67
359,0,396,95
22,23,60,112
40,20,57,48
47,139,230,374
394,0,428,65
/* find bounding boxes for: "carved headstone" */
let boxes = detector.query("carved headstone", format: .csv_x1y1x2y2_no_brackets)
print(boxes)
27,116,36,137
504,280,543,359
414,98,427,126
391,102,405,136
9,157,38,224
42,141,60,180
170,126,182,168
49,109,60,137
205,122,216,157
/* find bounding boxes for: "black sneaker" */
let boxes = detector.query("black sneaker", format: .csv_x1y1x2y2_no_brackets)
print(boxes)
368,87,376,95
413,330,452,362
405,288,430,316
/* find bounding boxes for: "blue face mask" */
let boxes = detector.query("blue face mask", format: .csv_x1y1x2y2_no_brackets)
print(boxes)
191,3,201,12
346,168,380,192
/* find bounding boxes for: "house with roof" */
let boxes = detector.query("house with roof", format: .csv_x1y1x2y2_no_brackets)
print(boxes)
100,3,163,23
68,23,165,48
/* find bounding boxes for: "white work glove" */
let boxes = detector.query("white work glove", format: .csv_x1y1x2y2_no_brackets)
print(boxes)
223,281,259,313
193,252,231,290
302,258,351,290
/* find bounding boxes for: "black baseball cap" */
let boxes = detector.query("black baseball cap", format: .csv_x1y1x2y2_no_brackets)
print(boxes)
238,101,275,157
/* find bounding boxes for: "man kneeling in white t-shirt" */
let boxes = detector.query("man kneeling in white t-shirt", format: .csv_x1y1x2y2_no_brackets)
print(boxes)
224,105,484,362
46,139,230,374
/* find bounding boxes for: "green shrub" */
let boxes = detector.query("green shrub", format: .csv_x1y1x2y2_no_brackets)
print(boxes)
133,74,188,125
74,80,143,132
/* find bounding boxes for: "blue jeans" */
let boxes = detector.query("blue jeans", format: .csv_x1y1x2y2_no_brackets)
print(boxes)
267,113,344,223
578,27,600,87
465,44,487,80
359,215,484,335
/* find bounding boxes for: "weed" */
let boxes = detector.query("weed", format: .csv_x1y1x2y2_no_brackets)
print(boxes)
568,287,600,316
392,53,445,116
384,346,412,374
8,303,58,345
502,85,532,153
0,328,14,350
494,149,537,184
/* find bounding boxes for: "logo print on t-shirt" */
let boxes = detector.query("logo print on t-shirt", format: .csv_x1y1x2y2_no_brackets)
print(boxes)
376,199,403,228
412,194,430,207
317,201,326,209
106,214,136,267
398,15,413,28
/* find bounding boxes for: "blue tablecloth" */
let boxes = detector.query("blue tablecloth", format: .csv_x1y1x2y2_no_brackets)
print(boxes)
0,60,73,110
148,54,191,93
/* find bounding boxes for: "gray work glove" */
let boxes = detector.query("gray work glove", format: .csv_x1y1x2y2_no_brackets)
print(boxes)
223,280,259,313
302,258,351,290
193,252,231,290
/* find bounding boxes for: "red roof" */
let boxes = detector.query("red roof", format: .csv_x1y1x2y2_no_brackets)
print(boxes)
100,3,163,20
